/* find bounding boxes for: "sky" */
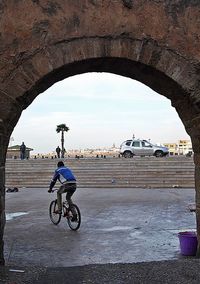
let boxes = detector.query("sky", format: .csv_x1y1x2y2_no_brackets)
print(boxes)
10,72,190,154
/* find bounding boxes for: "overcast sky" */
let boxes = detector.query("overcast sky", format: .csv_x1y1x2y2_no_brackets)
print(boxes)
10,72,190,154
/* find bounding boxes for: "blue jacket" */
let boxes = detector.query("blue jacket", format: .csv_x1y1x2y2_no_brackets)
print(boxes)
49,166,76,190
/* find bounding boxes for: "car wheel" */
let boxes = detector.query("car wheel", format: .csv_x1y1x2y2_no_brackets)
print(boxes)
155,150,164,157
123,151,133,158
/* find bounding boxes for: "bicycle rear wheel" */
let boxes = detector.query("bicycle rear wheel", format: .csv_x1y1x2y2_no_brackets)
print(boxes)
66,204,81,231
49,200,61,225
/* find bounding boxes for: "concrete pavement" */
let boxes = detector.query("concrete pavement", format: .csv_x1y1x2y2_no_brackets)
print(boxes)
1,259,200,284
1,187,198,283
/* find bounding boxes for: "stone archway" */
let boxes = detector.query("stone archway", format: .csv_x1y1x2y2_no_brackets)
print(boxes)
1,0,200,264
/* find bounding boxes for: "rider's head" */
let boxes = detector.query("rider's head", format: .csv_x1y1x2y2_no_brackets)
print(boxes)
57,161,64,168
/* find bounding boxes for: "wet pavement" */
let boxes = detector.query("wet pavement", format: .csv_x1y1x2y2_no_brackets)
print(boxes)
2,187,198,283
4,187,196,266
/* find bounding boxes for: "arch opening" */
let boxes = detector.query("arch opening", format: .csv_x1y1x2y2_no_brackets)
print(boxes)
1,40,200,265
4,69,195,266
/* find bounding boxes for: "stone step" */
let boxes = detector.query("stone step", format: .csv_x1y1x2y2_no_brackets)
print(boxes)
5,166,195,171
5,157,195,188
5,157,194,164
5,178,194,182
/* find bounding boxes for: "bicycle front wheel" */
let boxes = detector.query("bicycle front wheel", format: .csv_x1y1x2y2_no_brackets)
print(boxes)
49,200,61,225
66,204,81,231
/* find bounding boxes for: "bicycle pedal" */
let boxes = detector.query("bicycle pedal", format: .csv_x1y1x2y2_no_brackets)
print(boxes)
71,217,77,222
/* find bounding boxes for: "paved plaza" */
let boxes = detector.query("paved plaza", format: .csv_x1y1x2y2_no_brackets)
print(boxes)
1,187,199,283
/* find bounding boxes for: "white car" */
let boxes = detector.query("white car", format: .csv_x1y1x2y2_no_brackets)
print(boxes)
120,139,169,158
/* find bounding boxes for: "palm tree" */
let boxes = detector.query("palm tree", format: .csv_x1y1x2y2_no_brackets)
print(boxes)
56,124,70,158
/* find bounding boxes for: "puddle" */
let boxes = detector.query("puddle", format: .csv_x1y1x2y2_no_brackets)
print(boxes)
6,212,28,221
129,230,143,237
100,226,132,232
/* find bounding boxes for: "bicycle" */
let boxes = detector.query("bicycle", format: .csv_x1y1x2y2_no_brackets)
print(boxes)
49,191,81,231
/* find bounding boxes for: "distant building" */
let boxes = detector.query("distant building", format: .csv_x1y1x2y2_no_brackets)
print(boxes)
178,139,192,155
6,145,33,159
163,143,178,156
163,140,192,156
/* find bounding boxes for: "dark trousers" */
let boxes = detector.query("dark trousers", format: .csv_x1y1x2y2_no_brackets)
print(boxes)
57,183,76,212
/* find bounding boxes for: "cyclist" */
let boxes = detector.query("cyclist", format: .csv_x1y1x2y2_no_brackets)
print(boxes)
48,161,77,214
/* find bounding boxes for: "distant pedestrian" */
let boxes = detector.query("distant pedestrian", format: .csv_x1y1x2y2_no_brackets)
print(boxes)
61,148,66,158
20,142,26,160
56,146,61,158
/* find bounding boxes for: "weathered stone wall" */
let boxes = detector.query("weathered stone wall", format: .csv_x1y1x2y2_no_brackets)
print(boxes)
0,1,200,103
1,0,200,263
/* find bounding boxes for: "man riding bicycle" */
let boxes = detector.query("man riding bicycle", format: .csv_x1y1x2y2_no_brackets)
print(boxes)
48,161,77,214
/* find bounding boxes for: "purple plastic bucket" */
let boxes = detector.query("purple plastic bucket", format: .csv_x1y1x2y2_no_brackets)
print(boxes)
178,231,198,256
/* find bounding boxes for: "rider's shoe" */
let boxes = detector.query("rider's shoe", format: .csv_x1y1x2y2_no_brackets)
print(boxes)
63,211,68,217
54,210,62,214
